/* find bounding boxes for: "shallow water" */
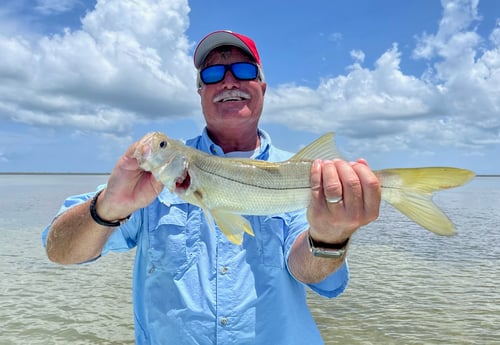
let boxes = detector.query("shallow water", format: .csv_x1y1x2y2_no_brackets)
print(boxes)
309,176,500,344
0,175,498,344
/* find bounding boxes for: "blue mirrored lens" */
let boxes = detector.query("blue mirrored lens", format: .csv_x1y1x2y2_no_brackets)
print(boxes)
200,63,258,85
200,65,226,84
231,63,258,80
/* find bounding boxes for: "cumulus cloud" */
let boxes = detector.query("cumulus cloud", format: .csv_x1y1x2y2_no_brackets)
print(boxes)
265,44,436,138
350,49,365,63
0,0,197,134
263,0,500,158
0,0,498,166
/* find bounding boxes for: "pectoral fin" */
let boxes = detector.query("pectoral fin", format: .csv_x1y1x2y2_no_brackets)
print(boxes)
211,210,255,245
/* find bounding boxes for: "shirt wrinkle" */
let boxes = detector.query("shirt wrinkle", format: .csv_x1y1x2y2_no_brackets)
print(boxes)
41,126,349,345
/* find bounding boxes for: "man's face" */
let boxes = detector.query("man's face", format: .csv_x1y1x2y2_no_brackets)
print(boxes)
198,47,267,132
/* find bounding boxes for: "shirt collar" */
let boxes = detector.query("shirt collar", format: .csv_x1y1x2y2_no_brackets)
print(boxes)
197,127,271,160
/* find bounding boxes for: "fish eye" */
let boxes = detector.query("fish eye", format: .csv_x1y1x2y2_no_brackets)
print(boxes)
159,140,167,149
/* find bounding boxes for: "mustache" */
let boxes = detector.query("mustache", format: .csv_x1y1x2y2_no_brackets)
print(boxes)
213,90,251,103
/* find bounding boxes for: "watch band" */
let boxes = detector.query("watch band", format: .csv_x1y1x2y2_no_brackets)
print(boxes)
90,190,130,227
307,232,350,259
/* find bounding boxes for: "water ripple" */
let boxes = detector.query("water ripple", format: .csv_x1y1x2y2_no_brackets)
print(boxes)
1,175,499,344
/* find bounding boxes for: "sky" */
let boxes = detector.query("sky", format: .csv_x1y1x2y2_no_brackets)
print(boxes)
0,0,499,174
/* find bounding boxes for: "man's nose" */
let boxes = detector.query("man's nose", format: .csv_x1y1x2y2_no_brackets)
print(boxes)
221,69,240,87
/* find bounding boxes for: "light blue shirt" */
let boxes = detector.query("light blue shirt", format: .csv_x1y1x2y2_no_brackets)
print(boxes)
42,128,349,345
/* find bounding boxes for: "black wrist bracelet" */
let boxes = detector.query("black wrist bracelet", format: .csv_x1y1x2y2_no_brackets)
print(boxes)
308,233,350,250
90,190,130,227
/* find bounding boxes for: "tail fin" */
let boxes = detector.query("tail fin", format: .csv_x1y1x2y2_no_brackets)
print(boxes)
376,167,475,235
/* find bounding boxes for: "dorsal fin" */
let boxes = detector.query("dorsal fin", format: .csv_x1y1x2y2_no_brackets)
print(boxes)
290,133,344,161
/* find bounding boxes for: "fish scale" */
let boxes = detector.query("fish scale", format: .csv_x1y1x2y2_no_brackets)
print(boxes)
188,155,313,214
134,131,475,245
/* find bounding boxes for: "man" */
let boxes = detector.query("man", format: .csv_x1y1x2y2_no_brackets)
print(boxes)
43,30,381,344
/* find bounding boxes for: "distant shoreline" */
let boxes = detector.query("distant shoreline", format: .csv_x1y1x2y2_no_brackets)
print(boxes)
0,172,498,177
0,172,110,175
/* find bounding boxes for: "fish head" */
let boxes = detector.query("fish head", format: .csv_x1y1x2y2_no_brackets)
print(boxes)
134,132,188,190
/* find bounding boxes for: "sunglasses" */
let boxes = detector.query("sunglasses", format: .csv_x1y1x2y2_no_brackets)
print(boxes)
199,62,259,85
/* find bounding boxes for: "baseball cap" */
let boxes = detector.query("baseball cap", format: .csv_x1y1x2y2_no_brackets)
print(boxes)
193,30,261,69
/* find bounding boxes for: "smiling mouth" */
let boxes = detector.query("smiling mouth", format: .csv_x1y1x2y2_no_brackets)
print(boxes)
220,97,244,102
213,90,251,103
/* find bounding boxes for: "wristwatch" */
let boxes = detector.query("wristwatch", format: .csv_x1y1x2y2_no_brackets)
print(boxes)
307,232,350,259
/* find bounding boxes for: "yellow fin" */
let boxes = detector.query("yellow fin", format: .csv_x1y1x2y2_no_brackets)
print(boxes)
377,167,475,235
189,189,254,244
290,132,344,161
211,209,255,245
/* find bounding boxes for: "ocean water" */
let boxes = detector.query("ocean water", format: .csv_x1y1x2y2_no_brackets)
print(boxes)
0,174,498,344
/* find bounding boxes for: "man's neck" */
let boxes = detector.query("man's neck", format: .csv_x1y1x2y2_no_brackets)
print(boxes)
206,126,260,153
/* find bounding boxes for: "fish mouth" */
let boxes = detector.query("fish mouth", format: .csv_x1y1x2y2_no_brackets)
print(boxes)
175,172,191,192
213,90,251,103
134,136,155,167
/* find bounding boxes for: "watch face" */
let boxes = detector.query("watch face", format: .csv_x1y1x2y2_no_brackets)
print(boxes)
308,233,347,259
312,248,345,259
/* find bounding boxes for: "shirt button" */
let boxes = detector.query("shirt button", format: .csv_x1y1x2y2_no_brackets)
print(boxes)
220,317,228,326
220,267,228,274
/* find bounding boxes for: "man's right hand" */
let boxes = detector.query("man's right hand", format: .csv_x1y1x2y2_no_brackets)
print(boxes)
46,138,163,265
95,140,164,223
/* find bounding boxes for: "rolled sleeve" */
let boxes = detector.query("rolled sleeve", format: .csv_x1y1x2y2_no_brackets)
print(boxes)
41,190,97,248
283,210,350,298
41,186,138,256
307,260,349,298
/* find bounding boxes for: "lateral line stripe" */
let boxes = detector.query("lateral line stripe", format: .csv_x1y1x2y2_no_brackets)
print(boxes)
193,161,310,191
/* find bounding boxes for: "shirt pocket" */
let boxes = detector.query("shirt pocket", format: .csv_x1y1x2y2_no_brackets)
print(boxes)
147,203,201,276
253,215,286,269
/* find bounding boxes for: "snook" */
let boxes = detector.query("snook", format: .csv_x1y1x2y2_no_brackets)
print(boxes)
134,132,475,245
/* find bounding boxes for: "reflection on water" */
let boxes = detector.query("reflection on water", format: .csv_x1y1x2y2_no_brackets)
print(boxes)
0,175,498,344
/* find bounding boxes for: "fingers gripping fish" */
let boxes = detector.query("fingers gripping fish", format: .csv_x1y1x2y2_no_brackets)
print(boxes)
134,132,475,245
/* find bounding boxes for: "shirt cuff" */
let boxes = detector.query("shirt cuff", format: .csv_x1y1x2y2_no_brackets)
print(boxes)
307,260,350,298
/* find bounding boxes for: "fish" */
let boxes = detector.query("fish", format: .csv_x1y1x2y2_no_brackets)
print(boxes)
133,132,475,245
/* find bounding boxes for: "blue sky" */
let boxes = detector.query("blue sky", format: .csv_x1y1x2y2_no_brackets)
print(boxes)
0,0,499,174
